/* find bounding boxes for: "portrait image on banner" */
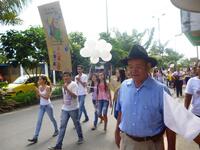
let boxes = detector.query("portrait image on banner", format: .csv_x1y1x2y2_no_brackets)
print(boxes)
38,1,72,72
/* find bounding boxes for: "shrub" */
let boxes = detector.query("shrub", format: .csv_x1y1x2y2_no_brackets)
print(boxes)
52,87,62,96
13,91,38,105
56,80,64,85
0,81,8,88
0,99,18,113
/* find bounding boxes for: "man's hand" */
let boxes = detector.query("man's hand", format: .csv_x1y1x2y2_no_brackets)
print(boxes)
115,128,121,148
76,77,81,82
166,128,176,150
194,134,200,145
64,83,68,90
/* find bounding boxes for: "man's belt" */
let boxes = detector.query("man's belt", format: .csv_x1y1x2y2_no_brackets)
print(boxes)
125,130,165,142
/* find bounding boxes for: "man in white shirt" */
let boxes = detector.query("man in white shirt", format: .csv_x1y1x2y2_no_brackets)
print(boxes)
49,72,83,150
185,61,200,116
75,65,89,122
185,61,200,148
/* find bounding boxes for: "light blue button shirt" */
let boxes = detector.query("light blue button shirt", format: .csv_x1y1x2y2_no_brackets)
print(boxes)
116,76,169,137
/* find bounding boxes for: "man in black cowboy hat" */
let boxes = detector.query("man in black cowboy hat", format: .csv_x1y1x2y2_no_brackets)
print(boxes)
114,44,176,150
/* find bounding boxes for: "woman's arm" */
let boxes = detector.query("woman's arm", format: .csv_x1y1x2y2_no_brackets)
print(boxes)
39,86,51,100
107,84,112,107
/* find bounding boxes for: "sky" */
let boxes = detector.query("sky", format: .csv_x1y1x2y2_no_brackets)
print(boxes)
0,0,198,59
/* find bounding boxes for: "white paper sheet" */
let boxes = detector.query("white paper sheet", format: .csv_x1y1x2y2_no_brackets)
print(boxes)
164,91,200,140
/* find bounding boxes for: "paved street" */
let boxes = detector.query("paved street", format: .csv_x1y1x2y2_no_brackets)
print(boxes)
0,93,199,150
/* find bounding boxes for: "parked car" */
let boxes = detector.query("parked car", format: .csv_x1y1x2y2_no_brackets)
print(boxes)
3,74,49,97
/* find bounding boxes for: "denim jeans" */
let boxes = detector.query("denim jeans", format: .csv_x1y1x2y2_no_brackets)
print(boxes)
34,104,58,139
55,109,83,149
78,95,89,121
97,100,109,116
92,100,98,127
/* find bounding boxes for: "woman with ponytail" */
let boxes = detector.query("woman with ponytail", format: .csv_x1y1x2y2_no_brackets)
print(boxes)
28,75,58,143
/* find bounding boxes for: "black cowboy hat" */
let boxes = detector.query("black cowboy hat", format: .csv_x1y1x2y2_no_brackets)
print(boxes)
122,44,157,68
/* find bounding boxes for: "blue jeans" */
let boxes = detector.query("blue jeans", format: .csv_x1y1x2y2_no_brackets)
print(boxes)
55,109,83,149
78,95,89,121
97,100,109,116
34,104,58,139
92,100,98,127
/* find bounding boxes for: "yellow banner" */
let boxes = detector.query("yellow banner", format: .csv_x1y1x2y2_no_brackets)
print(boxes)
38,1,72,72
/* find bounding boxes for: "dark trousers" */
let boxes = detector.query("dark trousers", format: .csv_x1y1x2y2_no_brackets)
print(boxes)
185,77,191,85
175,80,183,97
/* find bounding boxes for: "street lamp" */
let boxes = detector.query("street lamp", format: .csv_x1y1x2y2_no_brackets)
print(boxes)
105,0,109,34
152,13,166,49
173,33,183,51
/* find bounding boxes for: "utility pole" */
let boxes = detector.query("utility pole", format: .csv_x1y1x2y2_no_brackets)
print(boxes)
157,17,161,50
105,0,109,34
152,13,165,56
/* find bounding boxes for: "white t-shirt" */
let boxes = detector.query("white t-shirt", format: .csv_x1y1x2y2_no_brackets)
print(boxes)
75,73,88,95
185,76,200,116
39,86,51,105
62,81,79,111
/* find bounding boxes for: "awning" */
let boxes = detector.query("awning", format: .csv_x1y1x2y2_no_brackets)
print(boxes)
171,0,200,13
185,31,200,46
181,10,200,46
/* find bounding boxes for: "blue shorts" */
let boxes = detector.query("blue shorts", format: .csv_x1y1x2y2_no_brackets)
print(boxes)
97,100,109,116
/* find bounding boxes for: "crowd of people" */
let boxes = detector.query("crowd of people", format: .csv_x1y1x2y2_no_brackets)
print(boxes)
27,64,118,150
27,44,200,150
152,66,196,98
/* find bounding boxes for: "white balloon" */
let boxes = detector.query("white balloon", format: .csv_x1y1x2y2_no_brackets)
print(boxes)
105,43,112,52
80,48,85,57
97,39,106,45
80,39,113,61
102,53,112,62
90,49,100,58
100,50,110,58
90,57,99,64
80,48,92,57
96,39,108,52
84,40,96,49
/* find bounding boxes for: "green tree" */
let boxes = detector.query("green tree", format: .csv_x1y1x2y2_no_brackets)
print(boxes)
68,32,90,74
149,42,184,68
165,48,184,66
0,55,7,64
178,58,191,68
99,28,154,68
148,42,164,67
0,26,48,75
0,0,31,25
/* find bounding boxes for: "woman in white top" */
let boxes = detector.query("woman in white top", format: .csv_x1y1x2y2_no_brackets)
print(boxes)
28,75,58,143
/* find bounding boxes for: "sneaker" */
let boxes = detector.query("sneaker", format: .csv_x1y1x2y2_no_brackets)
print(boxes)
76,138,84,145
48,146,61,150
91,126,96,131
28,138,38,143
52,130,59,137
82,118,89,123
